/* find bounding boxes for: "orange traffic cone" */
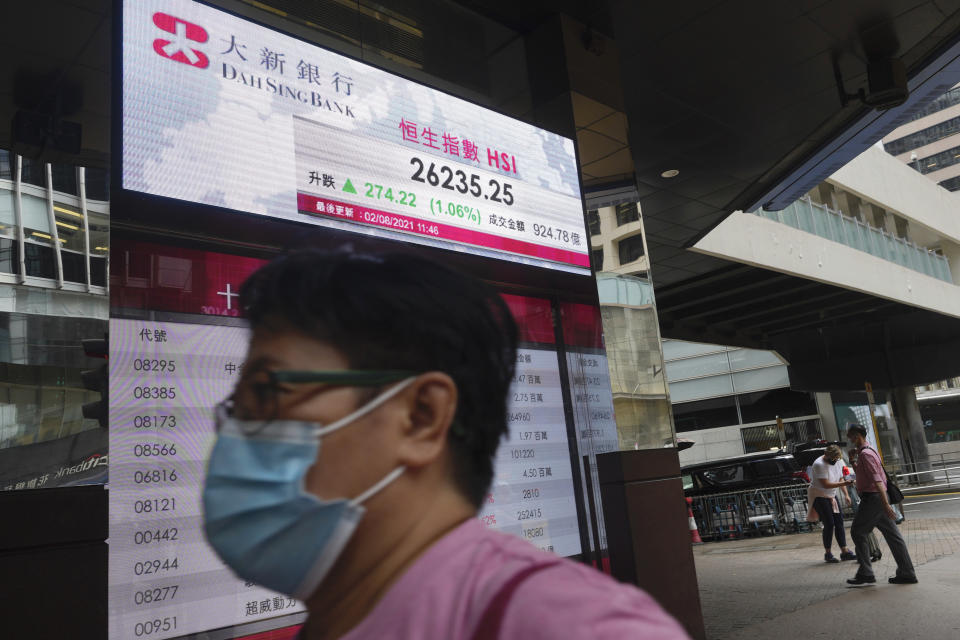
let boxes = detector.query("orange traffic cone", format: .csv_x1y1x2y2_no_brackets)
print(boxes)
686,497,703,544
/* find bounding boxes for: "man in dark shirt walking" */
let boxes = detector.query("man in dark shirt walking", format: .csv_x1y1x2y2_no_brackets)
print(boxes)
845,424,917,586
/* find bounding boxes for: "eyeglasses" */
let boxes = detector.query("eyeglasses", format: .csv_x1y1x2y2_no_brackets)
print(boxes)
227,369,419,422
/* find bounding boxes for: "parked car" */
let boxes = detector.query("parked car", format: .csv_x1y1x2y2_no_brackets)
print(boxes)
790,439,847,469
682,451,807,496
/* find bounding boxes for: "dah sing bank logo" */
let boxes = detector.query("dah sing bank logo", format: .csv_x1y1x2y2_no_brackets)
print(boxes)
152,12,209,68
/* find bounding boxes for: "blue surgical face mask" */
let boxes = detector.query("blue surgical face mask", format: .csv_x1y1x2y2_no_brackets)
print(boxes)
202,378,414,600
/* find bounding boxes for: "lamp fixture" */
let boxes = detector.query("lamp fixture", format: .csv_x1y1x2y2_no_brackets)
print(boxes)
53,206,83,219
660,169,680,178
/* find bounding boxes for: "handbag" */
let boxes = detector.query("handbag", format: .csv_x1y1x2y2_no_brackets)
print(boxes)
863,446,904,505
885,470,904,504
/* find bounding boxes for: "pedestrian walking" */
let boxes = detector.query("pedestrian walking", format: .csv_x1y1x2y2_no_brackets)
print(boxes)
201,249,690,640
845,424,918,586
809,445,856,563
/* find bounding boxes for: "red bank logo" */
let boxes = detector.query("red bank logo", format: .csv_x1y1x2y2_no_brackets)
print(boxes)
152,12,209,68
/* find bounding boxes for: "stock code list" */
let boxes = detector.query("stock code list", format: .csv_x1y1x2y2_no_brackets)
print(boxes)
108,319,306,640
108,321,582,639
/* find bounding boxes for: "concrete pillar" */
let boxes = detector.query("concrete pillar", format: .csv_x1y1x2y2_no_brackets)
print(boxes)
883,212,900,237
859,202,887,230
833,190,862,220
810,184,832,207
891,386,934,483
815,392,840,442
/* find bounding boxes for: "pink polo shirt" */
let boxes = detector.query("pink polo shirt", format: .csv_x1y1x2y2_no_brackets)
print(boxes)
320,518,689,640
854,446,887,494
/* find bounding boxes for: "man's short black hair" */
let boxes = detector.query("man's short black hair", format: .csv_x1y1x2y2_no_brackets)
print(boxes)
239,249,518,508
847,424,868,438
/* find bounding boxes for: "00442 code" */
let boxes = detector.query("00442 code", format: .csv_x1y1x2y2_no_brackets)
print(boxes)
133,528,179,545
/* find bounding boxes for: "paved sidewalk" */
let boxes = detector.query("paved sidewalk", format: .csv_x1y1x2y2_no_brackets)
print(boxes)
694,517,960,640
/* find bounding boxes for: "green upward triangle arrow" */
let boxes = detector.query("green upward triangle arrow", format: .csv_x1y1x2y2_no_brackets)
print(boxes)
342,179,357,194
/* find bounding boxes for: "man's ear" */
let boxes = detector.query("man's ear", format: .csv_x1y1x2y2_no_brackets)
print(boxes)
396,372,458,469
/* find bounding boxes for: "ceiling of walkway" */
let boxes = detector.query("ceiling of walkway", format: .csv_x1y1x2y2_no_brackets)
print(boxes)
467,0,960,287
4,0,960,385
6,0,960,286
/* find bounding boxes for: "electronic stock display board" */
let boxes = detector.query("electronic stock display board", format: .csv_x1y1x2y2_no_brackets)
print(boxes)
113,1,604,637
122,0,590,273
108,244,588,639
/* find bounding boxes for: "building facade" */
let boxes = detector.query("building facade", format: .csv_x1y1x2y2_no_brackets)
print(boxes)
0,149,109,489
587,201,674,450
883,83,960,191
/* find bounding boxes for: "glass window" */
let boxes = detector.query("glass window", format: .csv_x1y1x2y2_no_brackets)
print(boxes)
21,193,51,236
938,175,960,191
662,340,726,360
673,395,739,432
596,273,655,306
727,348,783,371
732,366,789,393
85,166,109,202
753,459,781,477
669,375,734,403
702,465,743,484
904,86,960,123
19,157,46,188
51,164,78,195
666,351,731,382
615,202,639,226
915,145,960,175
0,239,16,274
884,114,960,156
592,248,603,270
54,202,85,252
90,256,107,287
0,189,15,235
24,243,56,279
0,150,11,180
587,209,600,235
61,251,86,284
89,210,108,286
741,419,822,453
617,234,644,265
738,388,817,424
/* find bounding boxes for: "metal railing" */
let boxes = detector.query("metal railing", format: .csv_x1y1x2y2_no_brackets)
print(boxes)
887,453,960,492
689,483,837,541
755,197,953,283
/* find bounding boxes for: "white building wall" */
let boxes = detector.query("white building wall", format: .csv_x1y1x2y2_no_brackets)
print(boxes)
828,145,960,245
692,210,960,319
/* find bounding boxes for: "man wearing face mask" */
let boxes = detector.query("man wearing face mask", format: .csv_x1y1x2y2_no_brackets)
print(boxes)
845,424,917,586
202,249,689,640
809,445,856,563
